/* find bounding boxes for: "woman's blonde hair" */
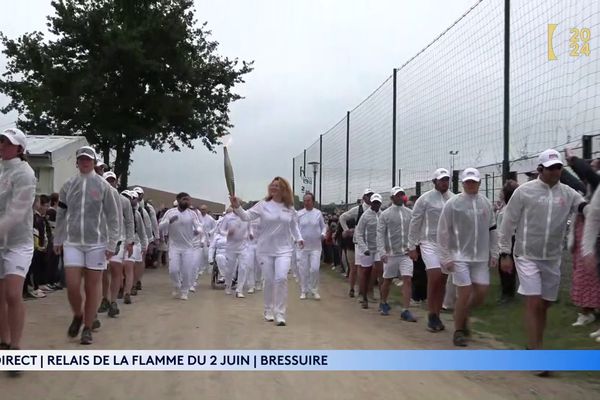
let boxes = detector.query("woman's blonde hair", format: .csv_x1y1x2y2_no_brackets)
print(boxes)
265,176,294,208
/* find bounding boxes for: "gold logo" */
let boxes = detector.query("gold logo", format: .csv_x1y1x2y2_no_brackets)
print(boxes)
548,24,591,61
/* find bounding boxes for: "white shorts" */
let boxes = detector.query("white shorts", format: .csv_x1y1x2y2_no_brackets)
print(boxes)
514,256,561,301
109,242,125,264
0,247,33,279
358,251,380,267
420,241,444,270
118,243,142,263
383,255,413,278
63,245,107,271
452,261,490,286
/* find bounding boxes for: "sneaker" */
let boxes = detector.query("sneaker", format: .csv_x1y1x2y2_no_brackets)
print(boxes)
68,315,83,338
235,292,245,298
300,293,307,300
453,330,468,347
136,281,142,290
312,292,321,300
392,278,404,287
225,287,232,295
361,300,368,309
248,288,255,294
255,283,263,291
80,327,93,345
401,309,417,322
264,311,275,322
98,298,110,313
131,287,138,296
590,328,600,339
427,314,440,333
380,303,391,316
572,313,596,327
349,288,355,298
39,284,54,292
124,293,132,304
108,302,119,318
179,293,189,300
92,319,101,330
29,288,46,298
189,286,196,293
117,288,124,299
275,316,286,326
409,299,421,307
435,314,446,331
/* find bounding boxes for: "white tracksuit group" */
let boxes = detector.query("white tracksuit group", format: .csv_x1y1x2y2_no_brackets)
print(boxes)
297,208,327,297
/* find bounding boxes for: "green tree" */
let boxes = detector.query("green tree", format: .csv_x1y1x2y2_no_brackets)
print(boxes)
0,0,252,189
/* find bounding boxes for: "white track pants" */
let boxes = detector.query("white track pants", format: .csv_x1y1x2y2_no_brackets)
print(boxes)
300,249,321,294
215,249,227,279
169,248,195,295
192,248,203,284
226,250,251,293
259,254,292,320
245,246,261,290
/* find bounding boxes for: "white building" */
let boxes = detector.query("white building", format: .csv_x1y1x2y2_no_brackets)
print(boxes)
26,135,89,194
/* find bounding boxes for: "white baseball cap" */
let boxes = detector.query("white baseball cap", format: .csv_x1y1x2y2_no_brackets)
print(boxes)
391,186,405,196
133,187,144,194
370,193,383,203
363,188,374,196
462,167,481,183
103,171,116,180
76,146,97,160
538,149,563,168
433,168,450,180
1,128,27,151
96,159,107,168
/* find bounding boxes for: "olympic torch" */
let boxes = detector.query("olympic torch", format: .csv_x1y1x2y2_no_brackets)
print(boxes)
223,146,235,196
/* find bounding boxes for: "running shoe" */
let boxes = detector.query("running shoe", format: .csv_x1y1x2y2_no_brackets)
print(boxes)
92,319,101,330
312,291,321,300
400,310,417,322
349,288,355,298
68,315,83,338
264,311,275,322
380,303,391,316
590,328,600,339
98,298,110,313
300,293,307,300
108,302,120,318
427,314,438,333
179,293,189,300
453,330,468,347
361,300,368,309
247,288,255,294
131,287,138,296
235,292,245,298
136,281,142,290
124,293,132,304
189,286,196,293
80,327,93,345
572,313,595,327
275,316,286,326
117,288,124,299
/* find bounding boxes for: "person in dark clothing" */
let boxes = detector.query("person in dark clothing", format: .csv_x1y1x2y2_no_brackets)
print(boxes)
45,193,63,289
411,246,428,302
496,180,519,304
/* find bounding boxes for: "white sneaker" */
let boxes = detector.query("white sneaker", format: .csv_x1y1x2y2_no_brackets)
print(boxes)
409,299,421,307
189,286,196,293
179,293,188,300
30,289,46,298
39,284,54,292
300,293,307,300
256,283,263,291
572,313,596,326
264,311,275,321
225,287,232,295
590,328,600,339
247,288,255,294
393,278,404,287
312,292,321,300
275,315,286,326
235,292,245,298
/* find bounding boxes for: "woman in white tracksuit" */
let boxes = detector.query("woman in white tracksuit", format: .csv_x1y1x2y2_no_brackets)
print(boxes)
54,146,120,345
230,177,303,326
118,190,148,305
297,193,326,300
0,128,36,363
159,193,204,300
245,218,262,292
437,168,498,347
220,213,251,297
190,208,207,292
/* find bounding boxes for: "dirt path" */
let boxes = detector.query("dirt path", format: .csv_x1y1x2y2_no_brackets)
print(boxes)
2,268,598,400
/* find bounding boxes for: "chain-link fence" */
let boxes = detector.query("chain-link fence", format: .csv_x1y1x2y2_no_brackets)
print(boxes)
292,0,600,209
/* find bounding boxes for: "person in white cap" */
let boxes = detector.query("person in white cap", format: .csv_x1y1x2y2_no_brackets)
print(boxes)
159,192,204,300
132,187,157,290
377,187,416,321
437,168,497,347
355,193,383,309
339,188,374,298
98,172,135,318
54,146,119,345
408,167,454,332
230,177,303,326
219,208,252,297
0,128,36,371
119,190,148,304
499,149,586,355
297,192,327,300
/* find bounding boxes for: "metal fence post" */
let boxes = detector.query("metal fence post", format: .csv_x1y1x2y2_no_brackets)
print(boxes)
319,134,323,206
392,68,397,187
345,111,350,209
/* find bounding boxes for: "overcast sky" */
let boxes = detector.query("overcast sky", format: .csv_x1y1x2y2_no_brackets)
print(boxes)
0,0,477,202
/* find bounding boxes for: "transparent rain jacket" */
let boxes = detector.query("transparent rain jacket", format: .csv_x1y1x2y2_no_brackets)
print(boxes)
355,208,381,254
133,207,148,250
437,193,497,264
119,194,135,245
55,172,120,250
0,159,37,249
499,179,584,260
408,189,454,250
377,204,412,256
